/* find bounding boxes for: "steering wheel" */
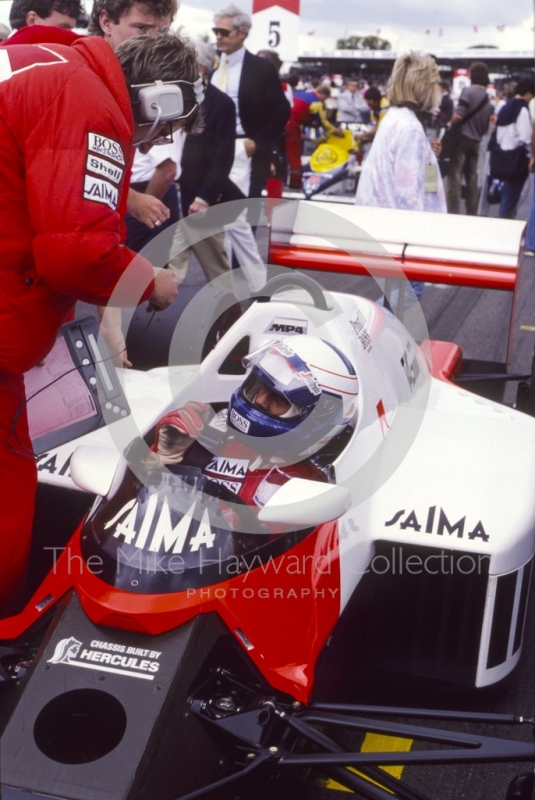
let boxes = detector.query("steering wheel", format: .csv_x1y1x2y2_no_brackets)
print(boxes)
256,273,330,311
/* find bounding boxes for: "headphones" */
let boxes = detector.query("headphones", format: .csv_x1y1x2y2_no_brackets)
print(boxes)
130,77,204,125
130,77,204,146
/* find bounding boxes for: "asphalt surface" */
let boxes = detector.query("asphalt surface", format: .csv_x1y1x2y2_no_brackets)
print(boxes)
73,188,535,800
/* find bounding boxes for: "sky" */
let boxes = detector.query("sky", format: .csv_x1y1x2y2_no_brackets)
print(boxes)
0,0,533,54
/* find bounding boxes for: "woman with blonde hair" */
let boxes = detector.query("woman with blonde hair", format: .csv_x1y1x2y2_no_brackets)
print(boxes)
356,50,445,213
356,51,445,305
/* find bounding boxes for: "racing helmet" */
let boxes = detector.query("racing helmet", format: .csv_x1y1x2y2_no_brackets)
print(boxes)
228,337,359,458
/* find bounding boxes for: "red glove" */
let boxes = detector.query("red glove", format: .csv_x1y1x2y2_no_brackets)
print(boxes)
152,402,211,465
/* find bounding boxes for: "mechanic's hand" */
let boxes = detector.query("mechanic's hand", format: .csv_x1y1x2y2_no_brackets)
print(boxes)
153,402,212,464
430,138,442,158
99,307,132,368
188,199,209,216
128,190,170,228
146,268,178,313
244,138,256,158
333,128,345,137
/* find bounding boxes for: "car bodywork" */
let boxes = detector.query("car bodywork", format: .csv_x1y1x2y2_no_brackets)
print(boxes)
1,199,534,799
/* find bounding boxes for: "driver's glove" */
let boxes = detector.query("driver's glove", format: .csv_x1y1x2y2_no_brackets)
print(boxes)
152,401,212,465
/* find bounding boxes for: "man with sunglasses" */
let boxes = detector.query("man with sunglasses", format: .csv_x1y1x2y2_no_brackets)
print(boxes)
211,4,290,202
0,33,201,617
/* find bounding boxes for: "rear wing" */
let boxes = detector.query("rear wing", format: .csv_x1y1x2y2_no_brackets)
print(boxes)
268,200,527,368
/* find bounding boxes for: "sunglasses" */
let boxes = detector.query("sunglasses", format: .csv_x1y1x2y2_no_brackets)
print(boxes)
212,26,233,36
150,122,175,146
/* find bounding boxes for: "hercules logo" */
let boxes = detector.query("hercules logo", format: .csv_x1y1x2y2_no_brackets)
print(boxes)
47,637,82,665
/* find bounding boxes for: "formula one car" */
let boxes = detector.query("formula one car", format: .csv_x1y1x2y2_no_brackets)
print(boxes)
1,268,535,800
301,129,362,200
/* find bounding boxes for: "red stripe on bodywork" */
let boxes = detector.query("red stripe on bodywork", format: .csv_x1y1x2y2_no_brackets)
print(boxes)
269,246,517,291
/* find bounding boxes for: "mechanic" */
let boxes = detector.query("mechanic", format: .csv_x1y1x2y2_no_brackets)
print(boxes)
0,33,202,617
308,83,345,139
149,337,359,509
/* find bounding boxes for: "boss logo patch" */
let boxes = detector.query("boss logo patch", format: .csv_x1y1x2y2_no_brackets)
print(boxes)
87,132,125,165
230,408,250,433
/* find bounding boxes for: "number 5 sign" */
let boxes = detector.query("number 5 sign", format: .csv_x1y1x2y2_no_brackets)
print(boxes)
249,0,300,62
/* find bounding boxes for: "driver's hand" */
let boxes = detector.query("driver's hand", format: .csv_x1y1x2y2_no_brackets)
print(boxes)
153,402,212,465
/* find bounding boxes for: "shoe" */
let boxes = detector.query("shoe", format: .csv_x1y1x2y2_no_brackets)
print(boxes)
524,250,535,257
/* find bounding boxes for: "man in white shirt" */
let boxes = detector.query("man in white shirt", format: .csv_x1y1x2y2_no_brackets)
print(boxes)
210,4,289,291
211,4,289,199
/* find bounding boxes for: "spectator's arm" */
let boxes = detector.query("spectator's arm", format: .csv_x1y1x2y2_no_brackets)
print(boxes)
144,158,177,199
392,128,435,211
192,95,238,207
127,188,170,228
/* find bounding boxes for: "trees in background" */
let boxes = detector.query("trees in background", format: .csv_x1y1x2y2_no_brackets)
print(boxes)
336,35,391,50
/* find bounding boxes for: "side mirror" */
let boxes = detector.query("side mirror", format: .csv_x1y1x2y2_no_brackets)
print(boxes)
257,478,351,526
70,446,120,496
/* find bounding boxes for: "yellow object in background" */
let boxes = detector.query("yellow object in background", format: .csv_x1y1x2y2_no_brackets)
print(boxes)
310,130,356,173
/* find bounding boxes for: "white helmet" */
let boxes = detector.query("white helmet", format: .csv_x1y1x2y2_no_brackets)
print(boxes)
228,336,359,460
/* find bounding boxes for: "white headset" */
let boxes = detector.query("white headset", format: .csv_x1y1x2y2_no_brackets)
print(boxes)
130,78,204,145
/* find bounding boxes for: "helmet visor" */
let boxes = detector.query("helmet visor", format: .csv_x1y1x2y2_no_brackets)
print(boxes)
243,342,321,411
242,373,303,419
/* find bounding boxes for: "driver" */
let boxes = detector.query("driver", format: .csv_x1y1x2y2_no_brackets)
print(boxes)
150,336,359,508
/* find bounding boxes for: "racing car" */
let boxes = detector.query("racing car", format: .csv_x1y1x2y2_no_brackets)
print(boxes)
1,256,535,800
